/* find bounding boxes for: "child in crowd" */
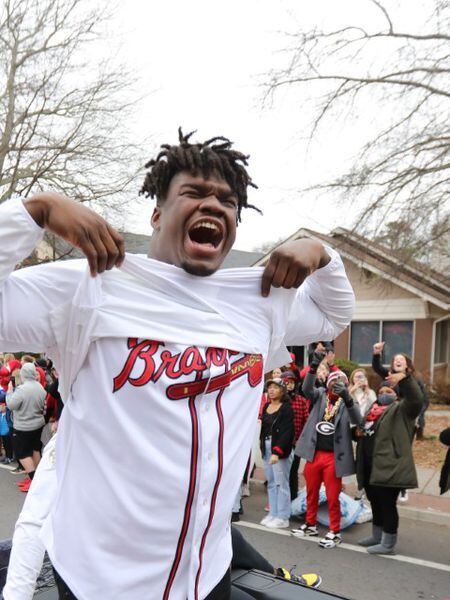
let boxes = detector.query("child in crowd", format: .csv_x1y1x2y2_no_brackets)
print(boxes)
292,352,361,548
0,396,13,464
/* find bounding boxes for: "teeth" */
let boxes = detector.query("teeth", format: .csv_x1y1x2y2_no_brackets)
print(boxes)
191,221,220,232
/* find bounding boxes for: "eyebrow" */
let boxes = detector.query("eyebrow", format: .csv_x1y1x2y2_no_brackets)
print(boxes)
179,182,236,198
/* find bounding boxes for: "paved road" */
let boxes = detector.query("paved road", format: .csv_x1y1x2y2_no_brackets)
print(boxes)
1,467,449,600
237,483,450,600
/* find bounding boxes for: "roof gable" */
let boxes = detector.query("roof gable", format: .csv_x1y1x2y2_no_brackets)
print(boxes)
254,227,450,310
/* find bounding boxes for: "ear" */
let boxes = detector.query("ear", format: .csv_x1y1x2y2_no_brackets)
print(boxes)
150,205,162,231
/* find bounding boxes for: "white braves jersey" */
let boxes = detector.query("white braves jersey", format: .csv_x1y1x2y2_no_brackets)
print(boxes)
0,199,355,599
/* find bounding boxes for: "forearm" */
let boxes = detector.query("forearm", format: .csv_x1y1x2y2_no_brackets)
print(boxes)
302,372,320,403
284,247,355,345
2,521,46,600
0,199,44,284
372,353,389,378
399,376,424,420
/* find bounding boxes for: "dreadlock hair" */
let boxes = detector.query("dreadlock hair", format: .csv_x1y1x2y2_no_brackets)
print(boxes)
139,128,261,222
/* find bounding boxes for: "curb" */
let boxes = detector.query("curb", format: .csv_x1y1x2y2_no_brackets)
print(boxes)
250,478,450,528
398,505,450,527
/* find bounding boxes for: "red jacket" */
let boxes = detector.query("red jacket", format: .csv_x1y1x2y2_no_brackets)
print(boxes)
0,359,21,391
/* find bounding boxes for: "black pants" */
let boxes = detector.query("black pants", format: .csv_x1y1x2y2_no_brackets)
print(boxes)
365,484,401,534
231,525,273,573
289,454,300,501
53,566,253,599
1,434,13,459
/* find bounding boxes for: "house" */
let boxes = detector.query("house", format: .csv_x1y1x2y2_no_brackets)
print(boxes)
253,228,450,385
35,227,449,385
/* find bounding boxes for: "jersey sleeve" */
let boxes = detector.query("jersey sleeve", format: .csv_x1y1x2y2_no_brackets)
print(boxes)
283,246,355,346
0,198,84,353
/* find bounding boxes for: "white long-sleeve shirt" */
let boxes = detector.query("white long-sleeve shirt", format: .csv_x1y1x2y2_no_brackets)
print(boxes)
3,436,57,600
0,198,354,600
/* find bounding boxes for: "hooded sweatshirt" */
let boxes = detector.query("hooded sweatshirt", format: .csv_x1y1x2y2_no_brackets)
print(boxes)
6,363,45,431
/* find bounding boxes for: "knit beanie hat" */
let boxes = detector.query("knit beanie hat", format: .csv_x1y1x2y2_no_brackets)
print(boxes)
326,370,348,388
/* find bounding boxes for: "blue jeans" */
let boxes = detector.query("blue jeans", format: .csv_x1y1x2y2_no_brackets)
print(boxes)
263,439,293,520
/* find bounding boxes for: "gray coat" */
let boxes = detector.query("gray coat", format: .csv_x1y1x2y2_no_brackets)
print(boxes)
6,363,45,431
295,372,362,477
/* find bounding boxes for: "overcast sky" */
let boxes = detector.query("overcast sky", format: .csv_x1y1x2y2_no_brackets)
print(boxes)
111,0,416,251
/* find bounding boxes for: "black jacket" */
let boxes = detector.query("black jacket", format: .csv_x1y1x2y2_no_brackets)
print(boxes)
439,427,450,495
260,402,294,459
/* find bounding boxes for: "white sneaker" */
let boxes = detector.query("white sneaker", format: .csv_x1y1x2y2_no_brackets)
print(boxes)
266,518,290,529
319,531,342,548
399,491,409,503
260,515,274,526
291,523,318,537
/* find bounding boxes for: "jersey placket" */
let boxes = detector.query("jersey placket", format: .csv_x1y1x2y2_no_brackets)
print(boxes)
187,357,227,600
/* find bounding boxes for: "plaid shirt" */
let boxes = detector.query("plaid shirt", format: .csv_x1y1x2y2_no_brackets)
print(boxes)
290,393,310,444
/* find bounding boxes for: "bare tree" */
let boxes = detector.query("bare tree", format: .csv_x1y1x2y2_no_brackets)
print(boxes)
265,0,450,264
0,0,142,215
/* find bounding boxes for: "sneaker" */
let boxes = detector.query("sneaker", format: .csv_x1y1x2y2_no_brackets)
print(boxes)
16,477,29,486
319,531,342,549
19,479,31,492
9,466,25,475
291,523,318,537
264,504,270,512
275,568,322,589
399,491,409,503
260,515,274,526
266,518,290,529
231,512,240,523
242,483,251,497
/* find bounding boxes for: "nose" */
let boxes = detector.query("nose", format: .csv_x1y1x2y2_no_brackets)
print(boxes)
198,194,225,216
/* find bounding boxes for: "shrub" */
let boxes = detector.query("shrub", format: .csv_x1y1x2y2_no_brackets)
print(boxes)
335,358,360,378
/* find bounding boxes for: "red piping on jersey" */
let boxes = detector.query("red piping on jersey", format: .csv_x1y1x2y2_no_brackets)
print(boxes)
162,374,201,600
194,388,226,599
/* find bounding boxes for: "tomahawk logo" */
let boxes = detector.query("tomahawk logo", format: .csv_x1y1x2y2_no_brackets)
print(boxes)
112,338,263,398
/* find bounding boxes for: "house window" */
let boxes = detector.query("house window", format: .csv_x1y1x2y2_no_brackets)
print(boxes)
382,321,414,363
350,321,414,364
434,320,449,364
350,322,380,364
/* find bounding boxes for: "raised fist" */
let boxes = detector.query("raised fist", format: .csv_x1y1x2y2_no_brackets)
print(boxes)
310,351,326,372
373,341,385,355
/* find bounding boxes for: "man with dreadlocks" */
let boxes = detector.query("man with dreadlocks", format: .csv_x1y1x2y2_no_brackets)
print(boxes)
0,129,354,600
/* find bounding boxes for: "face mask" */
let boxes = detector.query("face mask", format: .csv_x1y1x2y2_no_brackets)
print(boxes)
378,393,396,406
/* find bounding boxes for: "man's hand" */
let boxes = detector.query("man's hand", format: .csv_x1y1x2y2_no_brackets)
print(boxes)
386,372,406,388
334,381,352,406
24,192,125,277
269,454,279,465
373,341,385,355
261,239,330,297
309,351,326,373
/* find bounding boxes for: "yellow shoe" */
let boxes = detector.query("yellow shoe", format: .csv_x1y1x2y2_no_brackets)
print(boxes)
276,567,322,589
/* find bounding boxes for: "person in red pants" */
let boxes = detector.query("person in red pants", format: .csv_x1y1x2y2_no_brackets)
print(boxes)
292,352,361,548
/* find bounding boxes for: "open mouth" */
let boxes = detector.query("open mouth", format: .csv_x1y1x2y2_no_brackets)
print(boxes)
188,220,224,249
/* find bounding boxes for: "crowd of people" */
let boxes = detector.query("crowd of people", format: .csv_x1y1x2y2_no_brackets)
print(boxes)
0,353,61,492
256,340,431,555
